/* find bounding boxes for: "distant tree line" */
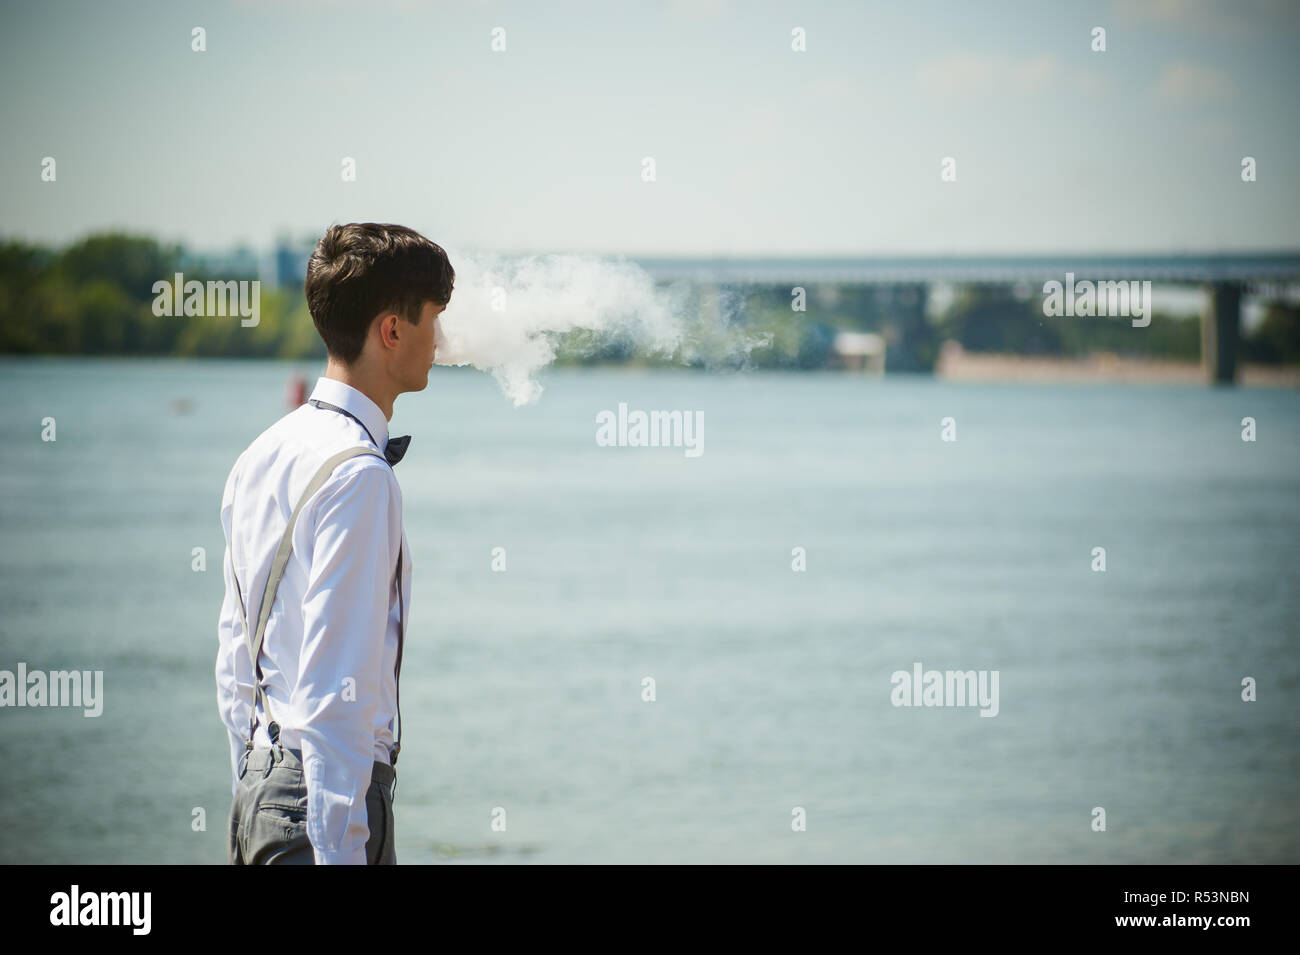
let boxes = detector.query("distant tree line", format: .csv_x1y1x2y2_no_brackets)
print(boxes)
2,233,1297,366
0,233,322,359
715,283,1300,368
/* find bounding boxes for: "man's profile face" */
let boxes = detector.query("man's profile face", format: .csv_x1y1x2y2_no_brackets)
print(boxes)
403,300,444,392
370,298,447,394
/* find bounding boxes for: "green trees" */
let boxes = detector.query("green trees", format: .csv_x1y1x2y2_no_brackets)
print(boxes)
1241,302,1300,365
937,284,1203,359
0,233,324,360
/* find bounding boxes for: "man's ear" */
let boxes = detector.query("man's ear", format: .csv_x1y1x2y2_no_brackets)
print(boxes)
374,311,401,349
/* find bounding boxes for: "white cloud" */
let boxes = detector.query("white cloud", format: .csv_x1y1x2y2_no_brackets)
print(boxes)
916,53,1063,98
1150,62,1236,103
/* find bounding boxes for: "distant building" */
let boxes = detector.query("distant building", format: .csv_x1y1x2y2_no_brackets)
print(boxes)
274,238,313,289
829,331,885,373
179,245,261,279
177,238,314,289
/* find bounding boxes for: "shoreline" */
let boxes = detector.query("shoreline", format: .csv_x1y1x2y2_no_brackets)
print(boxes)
3,351,1299,388
935,345,1300,387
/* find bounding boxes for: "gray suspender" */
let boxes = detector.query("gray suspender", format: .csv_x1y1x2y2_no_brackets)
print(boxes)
229,445,406,770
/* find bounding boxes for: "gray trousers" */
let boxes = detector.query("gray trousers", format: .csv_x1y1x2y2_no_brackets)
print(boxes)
228,746,396,864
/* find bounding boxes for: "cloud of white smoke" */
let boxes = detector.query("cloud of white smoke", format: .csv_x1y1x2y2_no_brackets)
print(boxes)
433,252,771,405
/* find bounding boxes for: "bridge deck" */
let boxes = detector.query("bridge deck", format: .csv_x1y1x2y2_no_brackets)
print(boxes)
631,254,1300,284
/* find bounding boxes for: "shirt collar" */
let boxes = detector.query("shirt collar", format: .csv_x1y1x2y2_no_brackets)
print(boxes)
308,376,390,450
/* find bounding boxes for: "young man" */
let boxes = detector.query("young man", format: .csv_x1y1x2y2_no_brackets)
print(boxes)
217,222,453,864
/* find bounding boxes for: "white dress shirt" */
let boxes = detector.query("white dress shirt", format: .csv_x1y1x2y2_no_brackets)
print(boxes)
215,376,411,865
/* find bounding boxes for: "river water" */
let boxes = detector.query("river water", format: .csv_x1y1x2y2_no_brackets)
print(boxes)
0,357,1296,863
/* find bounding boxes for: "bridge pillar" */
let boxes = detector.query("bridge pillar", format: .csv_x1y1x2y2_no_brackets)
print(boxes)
1201,282,1242,385
882,282,935,373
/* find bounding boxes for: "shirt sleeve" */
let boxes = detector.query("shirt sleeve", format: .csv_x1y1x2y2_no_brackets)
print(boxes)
295,462,396,865
215,465,254,797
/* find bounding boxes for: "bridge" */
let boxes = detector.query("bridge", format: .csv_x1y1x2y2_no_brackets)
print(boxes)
633,253,1300,384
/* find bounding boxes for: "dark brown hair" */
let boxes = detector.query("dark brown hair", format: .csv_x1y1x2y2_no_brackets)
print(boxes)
304,223,454,365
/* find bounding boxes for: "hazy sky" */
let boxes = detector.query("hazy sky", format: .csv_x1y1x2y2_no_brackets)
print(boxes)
2,0,1298,257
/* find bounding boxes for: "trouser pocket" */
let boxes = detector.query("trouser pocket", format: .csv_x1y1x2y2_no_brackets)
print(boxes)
239,765,311,864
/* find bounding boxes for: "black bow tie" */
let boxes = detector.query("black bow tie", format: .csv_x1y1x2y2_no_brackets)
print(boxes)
384,434,411,467
309,398,411,468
